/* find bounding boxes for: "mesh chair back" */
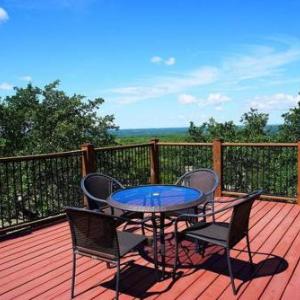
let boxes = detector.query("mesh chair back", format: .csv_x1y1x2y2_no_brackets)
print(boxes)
66,207,120,260
228,190,262,247
176,169,218,201
81,173,124,210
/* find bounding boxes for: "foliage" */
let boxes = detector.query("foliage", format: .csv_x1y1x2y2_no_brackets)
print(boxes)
240,108,270,141
188,118,239,142
0,81,117,156
278,99,300,142
187,105,299,143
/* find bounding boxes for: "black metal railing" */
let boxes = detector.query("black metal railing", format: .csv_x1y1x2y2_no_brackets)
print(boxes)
95,144,151,186
0,151,83,229
222,144,297,198
158,143,213,184
0,140,299,231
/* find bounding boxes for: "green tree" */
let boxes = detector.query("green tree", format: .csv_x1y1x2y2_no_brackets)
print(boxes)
188,118,238,142
278,98,300,142
0,81,118,156
187,121,207,142
240,108,269,141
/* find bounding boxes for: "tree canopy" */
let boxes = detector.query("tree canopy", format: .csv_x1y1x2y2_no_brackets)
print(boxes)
0,81,118,156
278,99,300,142
188,103,300,143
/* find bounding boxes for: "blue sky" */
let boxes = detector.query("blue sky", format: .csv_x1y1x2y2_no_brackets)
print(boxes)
1,0,300,129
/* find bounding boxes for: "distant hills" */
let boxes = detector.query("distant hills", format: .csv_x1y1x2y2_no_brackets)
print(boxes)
112,125,281,137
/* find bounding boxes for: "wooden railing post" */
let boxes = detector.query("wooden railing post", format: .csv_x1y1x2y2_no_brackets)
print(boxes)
80,143,96,207
213,139,223,197
150,139,160,184
297,141,300,205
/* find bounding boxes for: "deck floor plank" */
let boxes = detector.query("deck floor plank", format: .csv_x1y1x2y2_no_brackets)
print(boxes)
175,201,280,300
217,203,300,299
144,200,267,300
206,202,297,300
0,200,299,300
246,208,300,300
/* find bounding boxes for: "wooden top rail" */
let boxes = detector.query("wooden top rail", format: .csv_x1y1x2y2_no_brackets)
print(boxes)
94,143,151,152
223,142,297,147
0,149,84,162
222,191,296,202
158,142,213,146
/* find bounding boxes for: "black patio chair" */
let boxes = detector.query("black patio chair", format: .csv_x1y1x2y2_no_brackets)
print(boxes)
173,190,263,295
81,173,145,233
168,168,219,222
66,207,151,300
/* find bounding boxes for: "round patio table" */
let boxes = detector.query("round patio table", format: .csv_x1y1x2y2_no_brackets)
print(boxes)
108,184,204,278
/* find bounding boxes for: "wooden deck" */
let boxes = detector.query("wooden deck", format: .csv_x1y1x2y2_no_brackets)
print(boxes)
1,200,300,300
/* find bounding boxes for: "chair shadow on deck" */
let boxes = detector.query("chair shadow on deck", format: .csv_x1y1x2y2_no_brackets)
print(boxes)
170,242,288,294
139,239,289,296
100,262,177,298
74,239,288,299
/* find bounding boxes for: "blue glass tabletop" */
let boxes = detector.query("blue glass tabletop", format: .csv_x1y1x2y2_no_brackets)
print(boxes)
108,185,204,213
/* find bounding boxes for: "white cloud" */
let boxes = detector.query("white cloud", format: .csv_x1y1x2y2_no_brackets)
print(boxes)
0,82,13,90
178,92,231,111
0,7,9,23
178,94,197,104
215,106,224,111
151,56,163,64
20,75,32,82
112,66,219,104
249,93,300,112
221,41,300,85
165,57,176,66
151,56,176,66
206,93,231,105
110,38,300,105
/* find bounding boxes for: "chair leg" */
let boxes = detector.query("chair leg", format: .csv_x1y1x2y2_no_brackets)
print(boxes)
246,234,253,267
226,248,237,295
141,223,145,235
198,241,207,257
141,213,146,235
71,252,76,298
212,202,215,222
152,216,159,281
115,260,120,300
173,236,180,279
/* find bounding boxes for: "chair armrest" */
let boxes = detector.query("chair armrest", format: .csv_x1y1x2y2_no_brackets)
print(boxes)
174,199,245,232
82,189,108,205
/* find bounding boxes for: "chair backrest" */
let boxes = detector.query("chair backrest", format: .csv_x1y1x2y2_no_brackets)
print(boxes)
65,207,120,260
228,190,263,247
81,173,124,210
175,168,219,201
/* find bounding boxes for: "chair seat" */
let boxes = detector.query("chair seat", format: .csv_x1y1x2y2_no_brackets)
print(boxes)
181,221,230,247
117,231,147,257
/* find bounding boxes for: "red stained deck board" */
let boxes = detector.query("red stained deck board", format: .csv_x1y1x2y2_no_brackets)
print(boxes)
174,201,279,300
136,201,265,300
114,199,244,300
129,201,263,300
0,200,299,300
0,222,68,249
240,207,300,300
0,227,70,260
281,251,300,300
200,202,297,300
